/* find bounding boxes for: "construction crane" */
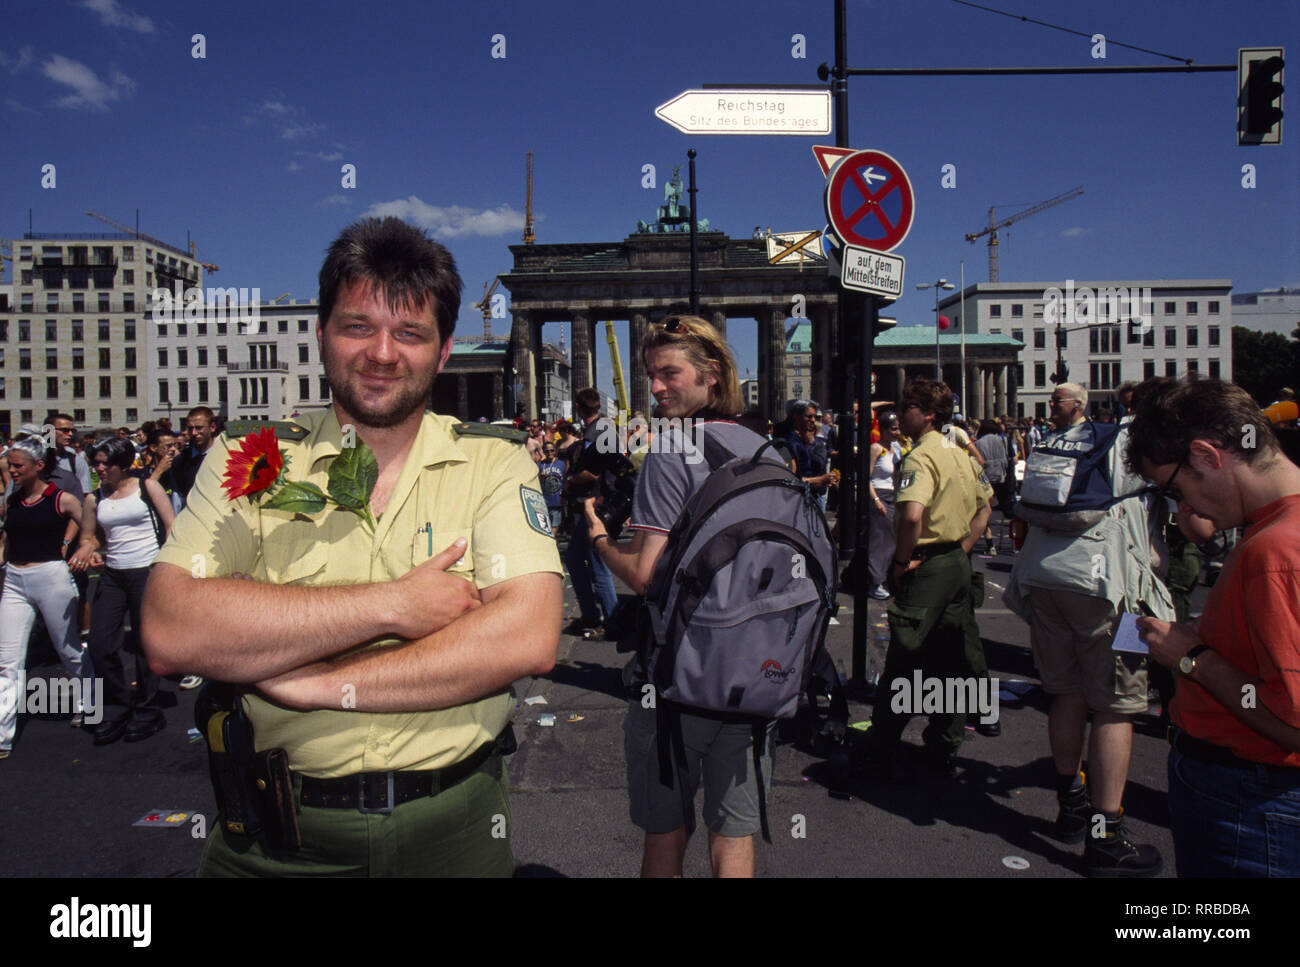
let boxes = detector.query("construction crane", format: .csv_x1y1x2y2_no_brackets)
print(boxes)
473,277,502,342
272,292,291,304
0,237,12,261
964,186,1084,282
604,321,630,414
85,210,219,273
523,150,535,245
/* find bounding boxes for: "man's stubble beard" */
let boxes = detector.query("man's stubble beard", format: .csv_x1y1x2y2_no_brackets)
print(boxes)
323,348,436,430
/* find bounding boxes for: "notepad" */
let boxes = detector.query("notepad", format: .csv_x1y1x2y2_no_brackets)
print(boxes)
1111,612,1148,654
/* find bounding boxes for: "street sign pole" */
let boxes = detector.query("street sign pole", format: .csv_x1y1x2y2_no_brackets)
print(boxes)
688,149,700,316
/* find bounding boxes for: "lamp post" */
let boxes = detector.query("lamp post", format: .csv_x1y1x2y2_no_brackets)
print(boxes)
916,278,955,381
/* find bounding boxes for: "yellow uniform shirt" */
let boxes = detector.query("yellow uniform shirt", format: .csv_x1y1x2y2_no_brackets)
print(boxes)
156,408,562,777
894,429,993,546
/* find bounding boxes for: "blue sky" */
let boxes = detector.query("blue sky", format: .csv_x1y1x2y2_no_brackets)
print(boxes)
3,0,1296,400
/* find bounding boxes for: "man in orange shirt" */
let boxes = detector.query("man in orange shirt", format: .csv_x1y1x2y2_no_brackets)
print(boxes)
1130,378,1300,877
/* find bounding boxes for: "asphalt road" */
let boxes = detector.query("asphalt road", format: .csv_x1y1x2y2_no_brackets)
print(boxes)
0,534,1188,880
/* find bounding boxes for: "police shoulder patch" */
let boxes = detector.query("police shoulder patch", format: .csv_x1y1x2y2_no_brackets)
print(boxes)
899,470,917,490
520,485,553,536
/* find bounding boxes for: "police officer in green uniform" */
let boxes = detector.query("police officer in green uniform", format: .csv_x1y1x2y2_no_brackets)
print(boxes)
857,378,993,776
142,218,563,876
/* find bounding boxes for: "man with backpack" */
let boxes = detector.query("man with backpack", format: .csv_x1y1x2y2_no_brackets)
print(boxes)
1004,382,1174,877
584,315,835,877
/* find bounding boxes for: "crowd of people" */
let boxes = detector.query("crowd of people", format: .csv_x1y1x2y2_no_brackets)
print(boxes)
0,407,219,755
2,215,1297,881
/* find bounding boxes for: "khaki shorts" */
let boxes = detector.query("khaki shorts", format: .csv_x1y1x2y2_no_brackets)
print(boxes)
624,700,774,838
1025,589,1148,714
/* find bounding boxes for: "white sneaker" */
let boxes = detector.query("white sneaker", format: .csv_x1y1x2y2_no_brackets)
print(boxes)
869,585,891,600
179,675,204,690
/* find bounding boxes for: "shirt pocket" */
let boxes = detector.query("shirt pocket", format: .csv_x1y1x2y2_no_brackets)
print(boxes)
261,537,329,585
401,527,475,583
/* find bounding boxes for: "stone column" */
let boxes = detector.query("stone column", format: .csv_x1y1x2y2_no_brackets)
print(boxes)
764,306,787,421
491,372,504,420
994,364,1007,418
456,373,468,421
968,364,983,419
629,312,650,416
1007,360,1019,417
894,366,907,403
810,305,829,411
509,308,536,420
709,309,726,341
570,311,593,395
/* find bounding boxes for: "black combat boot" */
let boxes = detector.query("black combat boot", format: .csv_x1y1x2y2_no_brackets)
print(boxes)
1084,809,1163,878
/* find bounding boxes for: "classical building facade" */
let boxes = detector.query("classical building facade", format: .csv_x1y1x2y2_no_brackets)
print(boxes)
939,280,1234,419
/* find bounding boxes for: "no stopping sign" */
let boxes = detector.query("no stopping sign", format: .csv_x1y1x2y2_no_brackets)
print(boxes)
824,149,914,252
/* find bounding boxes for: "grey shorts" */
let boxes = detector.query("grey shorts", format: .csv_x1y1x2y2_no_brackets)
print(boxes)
624,699,774,838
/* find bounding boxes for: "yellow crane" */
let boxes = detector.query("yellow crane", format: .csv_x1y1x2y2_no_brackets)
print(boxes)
604,320,629,414
474,277,502,342
965,187,1083,282
85,210,219,273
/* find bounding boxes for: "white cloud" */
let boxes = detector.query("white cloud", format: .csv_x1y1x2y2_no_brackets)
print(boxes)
77,0,154,33
363,196,527,238
6,96,40,114
320,194,350,207
0,46,37,75
281,120,324,140
1060,226,1090,238
42,54,135,111
286,160,302,172
314,150,343,162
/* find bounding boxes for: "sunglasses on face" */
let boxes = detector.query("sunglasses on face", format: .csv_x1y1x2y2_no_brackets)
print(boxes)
1156,458,1187,504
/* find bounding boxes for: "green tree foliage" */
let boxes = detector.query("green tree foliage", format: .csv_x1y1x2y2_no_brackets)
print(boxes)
1232,326,1300,405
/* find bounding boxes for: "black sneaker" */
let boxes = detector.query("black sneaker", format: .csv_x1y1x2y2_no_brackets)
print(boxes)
1084,816,1163,877
1052,787,1091,844
562,618,600,637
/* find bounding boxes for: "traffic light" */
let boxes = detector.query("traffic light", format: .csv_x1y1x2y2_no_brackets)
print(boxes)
1239,47,1284,146
1051,364,1069,384
874,314,897,341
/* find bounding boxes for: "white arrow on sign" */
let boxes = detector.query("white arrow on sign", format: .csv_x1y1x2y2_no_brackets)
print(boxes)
862,167,887,186
655,89,831,135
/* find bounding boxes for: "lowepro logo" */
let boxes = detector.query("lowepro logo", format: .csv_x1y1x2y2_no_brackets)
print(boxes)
761,659,797,684
49,897,151,947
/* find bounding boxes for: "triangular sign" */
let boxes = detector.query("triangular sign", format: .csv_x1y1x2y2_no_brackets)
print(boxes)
812,145,857,176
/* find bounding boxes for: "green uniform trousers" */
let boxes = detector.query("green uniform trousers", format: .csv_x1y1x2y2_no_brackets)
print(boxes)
199,756,514,877
869,546,976,757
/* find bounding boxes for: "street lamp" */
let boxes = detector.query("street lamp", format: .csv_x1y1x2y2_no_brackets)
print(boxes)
916,278,955,381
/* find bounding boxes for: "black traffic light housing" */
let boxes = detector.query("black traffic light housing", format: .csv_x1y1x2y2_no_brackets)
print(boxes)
1239,47,1284,145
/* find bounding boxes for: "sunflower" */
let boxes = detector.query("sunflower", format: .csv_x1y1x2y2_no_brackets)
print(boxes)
221,427,285,500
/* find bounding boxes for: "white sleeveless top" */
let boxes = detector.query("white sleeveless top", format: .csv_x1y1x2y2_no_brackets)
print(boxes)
96,485,160,569
870,443,899,493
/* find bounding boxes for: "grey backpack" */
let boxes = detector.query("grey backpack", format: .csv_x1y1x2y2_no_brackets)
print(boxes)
636,428,839,719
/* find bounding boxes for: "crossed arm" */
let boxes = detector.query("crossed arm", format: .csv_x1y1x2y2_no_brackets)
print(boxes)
142,547,561,712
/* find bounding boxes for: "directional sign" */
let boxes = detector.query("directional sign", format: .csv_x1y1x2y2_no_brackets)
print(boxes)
655,89,831,135
766,230,824,265
824,149,915,252
841,244,905,300
812,145,856,176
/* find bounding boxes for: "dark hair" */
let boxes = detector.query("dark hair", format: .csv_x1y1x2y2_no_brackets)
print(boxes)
978,419,1001,437
91,436,137,472
146,426,176,447
575,387,602,415
901,377,954,429
186,406,215,424
1125,377,1281,473
318,217,462,345
47,412,74,424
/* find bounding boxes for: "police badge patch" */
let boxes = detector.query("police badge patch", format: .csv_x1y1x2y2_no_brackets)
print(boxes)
899,470,916,490
520,486,554,536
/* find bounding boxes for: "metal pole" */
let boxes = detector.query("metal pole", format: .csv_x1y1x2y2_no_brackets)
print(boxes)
935,284,942,379
959,261,966,415
687,149,699,316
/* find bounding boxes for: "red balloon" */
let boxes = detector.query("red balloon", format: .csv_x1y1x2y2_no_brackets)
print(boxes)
938,314,951,330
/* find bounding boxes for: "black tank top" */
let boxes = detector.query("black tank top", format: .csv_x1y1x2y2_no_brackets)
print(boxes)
5,483,70,565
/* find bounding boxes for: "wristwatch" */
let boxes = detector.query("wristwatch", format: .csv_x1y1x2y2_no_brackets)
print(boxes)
1178,644,1212,677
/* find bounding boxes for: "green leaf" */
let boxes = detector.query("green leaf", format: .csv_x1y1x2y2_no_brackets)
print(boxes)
327,442,379,513
262,480,328,516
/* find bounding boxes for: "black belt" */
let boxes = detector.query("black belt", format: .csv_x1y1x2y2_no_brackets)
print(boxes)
299,739,499,814
913,541,963,560
1169,726,1300,773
